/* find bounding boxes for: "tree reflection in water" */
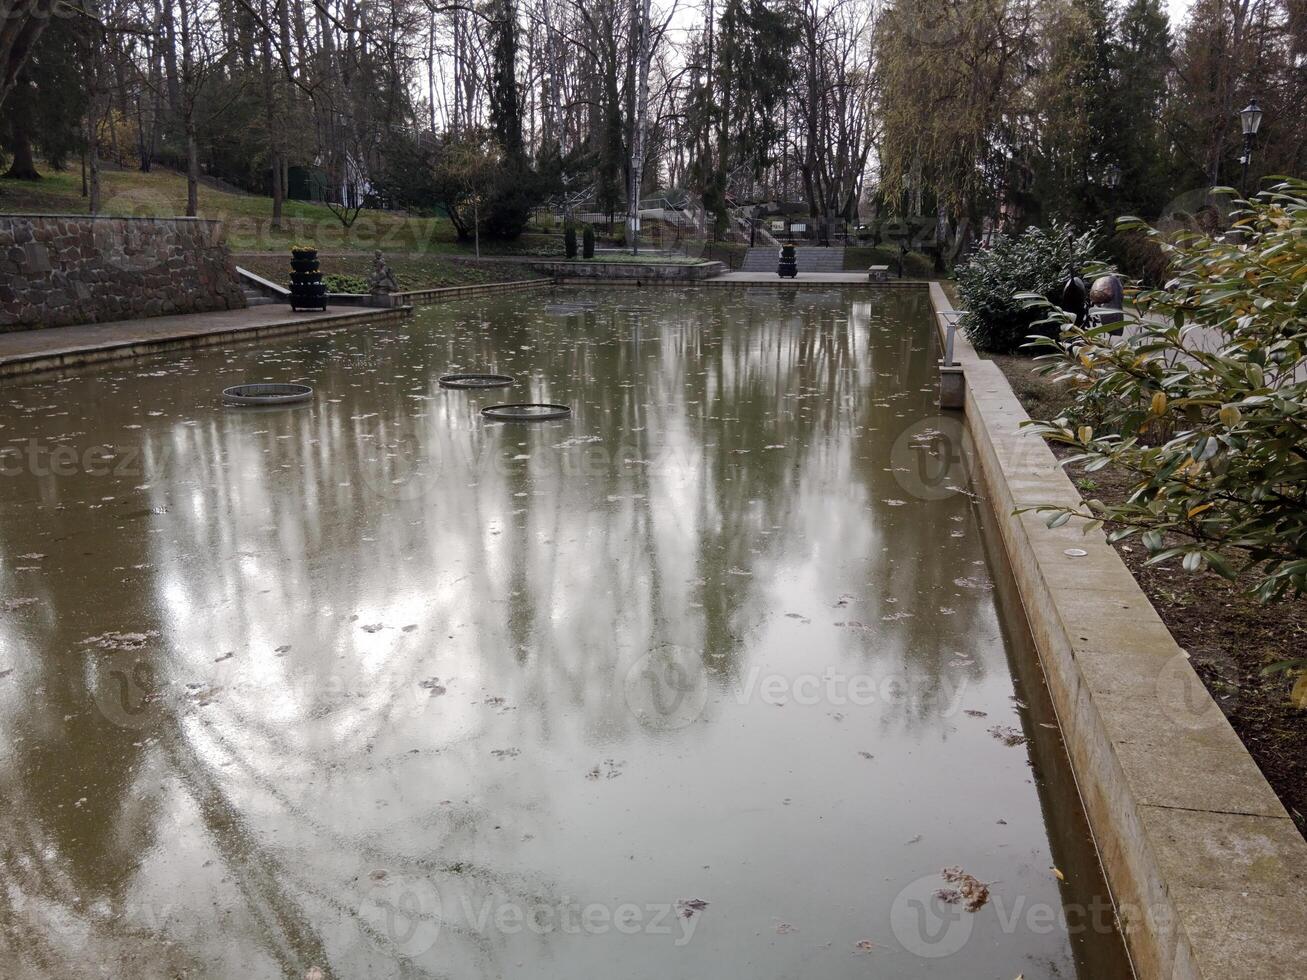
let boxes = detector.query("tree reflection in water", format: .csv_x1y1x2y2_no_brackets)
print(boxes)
0,287,1121,980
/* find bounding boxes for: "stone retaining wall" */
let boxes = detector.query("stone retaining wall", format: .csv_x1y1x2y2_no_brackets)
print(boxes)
0,215,245,331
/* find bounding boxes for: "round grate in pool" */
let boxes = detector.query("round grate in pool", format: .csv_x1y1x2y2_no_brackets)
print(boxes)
222,383,314,406
439,373,516,389
481,403,572,422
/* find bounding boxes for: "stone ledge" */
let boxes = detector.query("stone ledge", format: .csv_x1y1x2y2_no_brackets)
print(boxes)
0,307,411,381
928,280,1307,980
399,278,551,305
0,213,224,223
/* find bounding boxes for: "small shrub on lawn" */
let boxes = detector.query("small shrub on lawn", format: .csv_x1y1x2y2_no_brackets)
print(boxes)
956,222,1098,354
564,226,578,258
1021,178,1307,609
583,225,596,259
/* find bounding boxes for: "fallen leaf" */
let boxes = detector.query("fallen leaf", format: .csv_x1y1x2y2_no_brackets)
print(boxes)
676,898,709,918
854,939,879,952
1051,866,1065,881
940,867,991,912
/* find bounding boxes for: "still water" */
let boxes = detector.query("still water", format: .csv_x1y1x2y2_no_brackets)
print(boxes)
0,287,1131,978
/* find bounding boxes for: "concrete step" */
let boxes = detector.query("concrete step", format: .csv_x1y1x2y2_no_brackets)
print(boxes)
242,287,278,307
741,246,846,272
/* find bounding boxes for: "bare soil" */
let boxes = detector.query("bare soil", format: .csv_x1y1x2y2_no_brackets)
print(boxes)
993,354,1307,835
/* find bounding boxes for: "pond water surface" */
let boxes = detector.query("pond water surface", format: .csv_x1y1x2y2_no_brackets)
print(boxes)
0,287,1132,978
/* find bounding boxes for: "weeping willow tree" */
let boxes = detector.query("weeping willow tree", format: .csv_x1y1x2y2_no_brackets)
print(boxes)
872,0,1039,252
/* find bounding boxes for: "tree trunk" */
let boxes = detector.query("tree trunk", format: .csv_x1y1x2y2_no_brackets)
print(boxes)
3,83,41,179
186,122,199,216
87,113,101,213
626,0,652,255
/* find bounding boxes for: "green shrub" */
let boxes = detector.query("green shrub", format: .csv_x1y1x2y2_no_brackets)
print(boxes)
564,226,578,259
1021,179,1307,607
956,222,1098,354
582,225,596,259
1104,228,1172,288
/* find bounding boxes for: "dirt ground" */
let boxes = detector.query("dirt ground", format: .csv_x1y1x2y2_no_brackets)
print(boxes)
993,354,1307,835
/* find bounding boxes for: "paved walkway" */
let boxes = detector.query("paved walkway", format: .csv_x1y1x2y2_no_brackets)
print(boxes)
0,304,407,380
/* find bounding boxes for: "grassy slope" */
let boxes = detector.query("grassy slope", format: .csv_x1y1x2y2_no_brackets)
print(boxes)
0,166,566,287
0,167,464,252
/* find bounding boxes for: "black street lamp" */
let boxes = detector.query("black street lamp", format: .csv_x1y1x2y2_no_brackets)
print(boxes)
1239,97,1263,196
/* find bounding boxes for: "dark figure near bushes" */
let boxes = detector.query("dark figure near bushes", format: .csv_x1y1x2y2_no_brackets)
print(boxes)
1059,272,1091,326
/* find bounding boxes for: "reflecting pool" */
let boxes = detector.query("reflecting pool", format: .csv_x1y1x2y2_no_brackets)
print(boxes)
0,286,1132,978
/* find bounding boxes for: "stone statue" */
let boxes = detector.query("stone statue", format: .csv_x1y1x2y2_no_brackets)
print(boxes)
369,250,399,298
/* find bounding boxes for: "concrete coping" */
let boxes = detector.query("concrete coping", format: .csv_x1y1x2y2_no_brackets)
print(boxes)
927,280,1307,979
0,214,224,224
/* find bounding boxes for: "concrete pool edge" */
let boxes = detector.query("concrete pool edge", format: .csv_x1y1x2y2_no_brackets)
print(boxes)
0,277,556,381
928,281,1307,980
0,305,414,380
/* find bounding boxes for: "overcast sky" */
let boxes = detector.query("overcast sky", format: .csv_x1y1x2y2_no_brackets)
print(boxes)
1167,0,1193,28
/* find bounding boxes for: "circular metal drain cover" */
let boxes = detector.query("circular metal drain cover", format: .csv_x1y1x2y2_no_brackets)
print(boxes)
439,373,515,389
222,383,314,405
481,403,572,422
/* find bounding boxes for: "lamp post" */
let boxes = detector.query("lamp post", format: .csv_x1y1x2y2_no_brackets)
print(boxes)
1239,97,1263,196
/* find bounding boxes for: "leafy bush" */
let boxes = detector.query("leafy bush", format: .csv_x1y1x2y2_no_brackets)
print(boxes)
1104,227,1172,288
583,225,596,259
956,222,1098,353
564,226,578,259
1022,179,1307,604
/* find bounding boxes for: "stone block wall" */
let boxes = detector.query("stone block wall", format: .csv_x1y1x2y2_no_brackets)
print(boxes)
0,215,246,331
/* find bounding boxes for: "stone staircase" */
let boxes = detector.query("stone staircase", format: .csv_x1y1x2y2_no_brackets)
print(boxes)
242,284,278,307
740,245,846,273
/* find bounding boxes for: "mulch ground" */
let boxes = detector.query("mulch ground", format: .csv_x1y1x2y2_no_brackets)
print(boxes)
993,355,1307,835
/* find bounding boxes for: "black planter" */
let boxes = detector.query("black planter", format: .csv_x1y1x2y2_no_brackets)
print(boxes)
777,245,798,279
289,249,328,311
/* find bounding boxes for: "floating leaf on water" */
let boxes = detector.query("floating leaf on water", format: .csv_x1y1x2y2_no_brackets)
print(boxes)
940,867,991,911
676,898,709,918
988,725,1028,747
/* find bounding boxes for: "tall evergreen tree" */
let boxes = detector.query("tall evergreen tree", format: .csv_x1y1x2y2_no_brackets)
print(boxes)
488,0,523,162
